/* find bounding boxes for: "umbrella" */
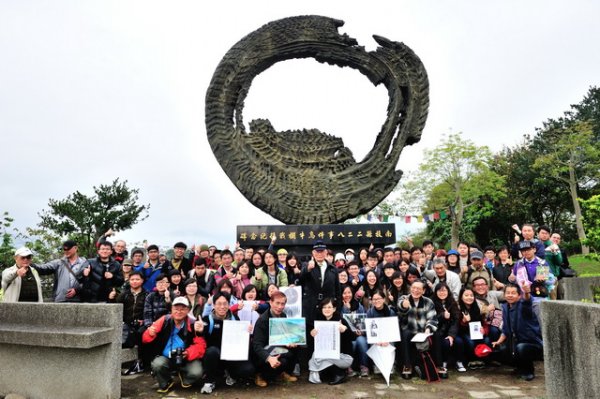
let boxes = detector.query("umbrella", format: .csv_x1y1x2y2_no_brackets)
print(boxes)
367,344,395,386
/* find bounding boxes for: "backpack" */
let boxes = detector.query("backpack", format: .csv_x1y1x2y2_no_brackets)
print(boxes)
415,337,440,383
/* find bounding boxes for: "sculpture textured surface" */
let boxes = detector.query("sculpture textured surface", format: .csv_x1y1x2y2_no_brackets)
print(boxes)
206,15,429,224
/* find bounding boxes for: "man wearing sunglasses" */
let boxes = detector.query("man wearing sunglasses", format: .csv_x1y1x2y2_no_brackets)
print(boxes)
32,240,89,302
2,247,43,302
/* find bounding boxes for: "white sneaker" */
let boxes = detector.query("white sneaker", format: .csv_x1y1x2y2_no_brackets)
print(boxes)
308,371,322,384
201,382,215,394
292,363,301,376
442,362,447,369
456,362,467,372
373,365,381,374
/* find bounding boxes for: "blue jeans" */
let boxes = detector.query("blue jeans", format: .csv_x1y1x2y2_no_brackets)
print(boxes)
352,335,369,368
460,333,491,361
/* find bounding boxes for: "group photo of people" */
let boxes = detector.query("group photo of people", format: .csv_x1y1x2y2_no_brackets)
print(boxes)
1,223,568,395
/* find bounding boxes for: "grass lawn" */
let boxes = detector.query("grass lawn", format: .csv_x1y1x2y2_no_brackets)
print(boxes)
569,254,600,276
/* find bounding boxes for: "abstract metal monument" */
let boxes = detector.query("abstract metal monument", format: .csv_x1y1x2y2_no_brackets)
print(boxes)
206,15,429,225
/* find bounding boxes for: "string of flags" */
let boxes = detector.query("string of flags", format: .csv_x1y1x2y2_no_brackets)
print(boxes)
362,210,449,223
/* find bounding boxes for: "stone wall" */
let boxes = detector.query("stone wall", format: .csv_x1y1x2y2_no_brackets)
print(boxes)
557,276,600,301
540,300,600,399
0,303,122,399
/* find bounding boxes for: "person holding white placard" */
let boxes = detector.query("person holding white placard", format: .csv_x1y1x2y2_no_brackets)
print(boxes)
340,285,369,377
308,298,354,385
197,292,255,394
397,280,438,380
458,287,491,370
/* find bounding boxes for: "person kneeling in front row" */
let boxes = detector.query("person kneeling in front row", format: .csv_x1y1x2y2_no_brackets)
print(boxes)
142,296,206,393
491,283,543,381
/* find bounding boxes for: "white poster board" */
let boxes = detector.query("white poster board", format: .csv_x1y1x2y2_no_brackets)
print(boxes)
365,316,401,344
220,320,250,360
313,321,340,359
469,321,484,340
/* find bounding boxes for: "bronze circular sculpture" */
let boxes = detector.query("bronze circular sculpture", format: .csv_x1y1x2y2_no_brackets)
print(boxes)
206,15,428,224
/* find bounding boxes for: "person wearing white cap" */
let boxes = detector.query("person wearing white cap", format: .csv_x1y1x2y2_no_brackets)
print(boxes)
1,247,43,302
142,296,206,394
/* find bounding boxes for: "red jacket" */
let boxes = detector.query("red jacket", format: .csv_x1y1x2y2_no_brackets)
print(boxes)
142,314,206,361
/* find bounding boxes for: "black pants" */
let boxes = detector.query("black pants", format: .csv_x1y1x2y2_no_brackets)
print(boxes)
514,343,543,375
256,349,298,380
204,346,256,383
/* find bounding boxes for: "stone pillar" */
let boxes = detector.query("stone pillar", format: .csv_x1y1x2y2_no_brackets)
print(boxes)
540,300,600,399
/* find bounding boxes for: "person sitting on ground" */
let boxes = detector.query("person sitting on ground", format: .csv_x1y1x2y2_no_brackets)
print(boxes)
308,298,354,385
197,291,256,394
472,276,504,343
457,287,490,370
142,297,206,394
251,290,299,388
492,282,543,381
431,282,464,377
340,284,369,377
397,280,438,379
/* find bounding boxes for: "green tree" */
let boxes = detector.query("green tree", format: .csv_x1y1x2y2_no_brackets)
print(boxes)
38,179,150,257
0,211,18,270
580,195,600,259
408,133,506,248
533,121,600,255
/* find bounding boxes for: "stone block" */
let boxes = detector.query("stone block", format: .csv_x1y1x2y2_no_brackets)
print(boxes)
0,303,122,399
557,276,600,301
541,300,600,399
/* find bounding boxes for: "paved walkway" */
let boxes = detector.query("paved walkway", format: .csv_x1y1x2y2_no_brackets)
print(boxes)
122,362,545,398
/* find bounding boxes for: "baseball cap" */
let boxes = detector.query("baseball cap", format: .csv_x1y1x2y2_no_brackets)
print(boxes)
334,253,346,262
62,240,77,250
344,248,355,255
519,240,534,250
471,250,484,260
122,258,133,266
174,241,187,249
172,297,190,307
312,240,327,251
14,247,33,257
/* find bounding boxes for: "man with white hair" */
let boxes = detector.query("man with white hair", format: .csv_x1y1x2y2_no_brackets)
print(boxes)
1,247,43,302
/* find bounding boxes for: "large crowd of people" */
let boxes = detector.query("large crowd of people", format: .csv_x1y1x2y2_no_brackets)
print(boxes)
1,224,570,394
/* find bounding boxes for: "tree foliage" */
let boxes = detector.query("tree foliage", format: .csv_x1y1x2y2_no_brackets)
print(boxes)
38,179,150,257
580,195,600,259
409,133,506,247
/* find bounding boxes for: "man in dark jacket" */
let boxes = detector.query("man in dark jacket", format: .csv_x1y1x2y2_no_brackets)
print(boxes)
492,283,543,381
142,297,206,393
252,290,298,388
111,271,148,374
82,241,123,302
300,240,341,328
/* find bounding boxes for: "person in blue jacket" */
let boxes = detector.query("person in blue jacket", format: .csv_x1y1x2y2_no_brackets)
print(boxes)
491,282,543,381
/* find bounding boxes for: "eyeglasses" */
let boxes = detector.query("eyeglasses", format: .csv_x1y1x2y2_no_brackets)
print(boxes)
20,255,33,260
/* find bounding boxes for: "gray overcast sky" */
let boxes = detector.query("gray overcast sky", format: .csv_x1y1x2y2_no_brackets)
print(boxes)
1,1,599,249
